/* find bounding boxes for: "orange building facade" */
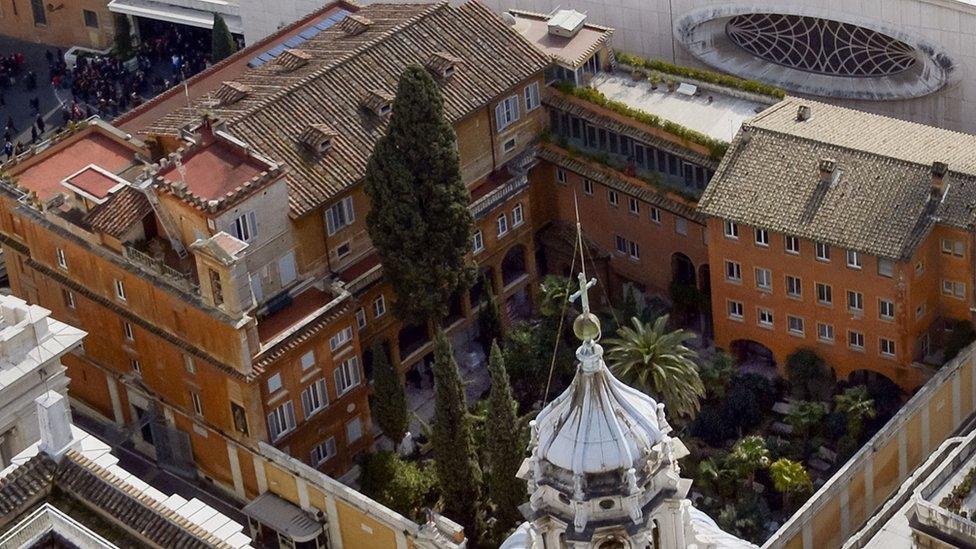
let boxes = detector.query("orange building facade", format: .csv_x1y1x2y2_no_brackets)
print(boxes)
0,0,115,49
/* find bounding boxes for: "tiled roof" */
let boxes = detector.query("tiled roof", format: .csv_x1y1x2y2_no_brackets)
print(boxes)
85,186,153,239
144,2,550,218
0,453,57,516
698,98,976,260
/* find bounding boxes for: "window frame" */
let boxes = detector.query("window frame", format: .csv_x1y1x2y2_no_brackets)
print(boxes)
725,260,742,283
786,275,802,298
334,356,362,396
785,235,800,255
496,213,509,236
815,242,831,262
754,228,769,247
846,250,861,269
301,378,329,419
724,220,739,239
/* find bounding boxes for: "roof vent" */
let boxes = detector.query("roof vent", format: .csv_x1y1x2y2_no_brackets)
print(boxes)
338,14,373,36
547,9,586,38
796,104,812,121
818,157,840,185
362,89,394,117
214,81,251,105
932,161,949,198
276,49,312,71
300,124,338,154
426,52,462,79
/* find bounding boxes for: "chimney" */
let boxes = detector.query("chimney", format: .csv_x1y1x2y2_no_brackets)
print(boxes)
932,161,949,198
796,105,811,122
818,157,837,184
36,391,74,461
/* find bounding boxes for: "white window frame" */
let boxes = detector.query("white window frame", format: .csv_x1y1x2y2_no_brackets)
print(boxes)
346,416,364,443
232,211,258,243
816,242,831,262
816,282,832,305
879,299,895,321
628,240,640,261
848,331,865,351
356,308,367,329
131,359,142,375
472,230,484,254
615,235,627,255
755,267,772,291
183,354,196,374
628,197,640,215
122,321,134,342
758,308,773,328
267,372,283,394
495,95,520,131
524,82,540,111
325,197,355,236
300,350,316,371
497,213,509,236
817,322,834,343
785,235,799,254
880,338,896,358
329,326,353,352
190,391,203,416
725,260,742,283
846,250,861,269
787,315,805,336
877,258,894,278
512,203,524,227
786,275,801,298
267,401,296,441
56,247,67,269
114,279,126,302
728,300,744,320
649,207,661,224
608,190,619,207
755,228,768,247
555,168,566,184
847,290,864,313
301,378,329,419
373,295,386,318
63,289,76,310
310,437,337,466
724,220,739,239
335,356,362,396
583,179,594,196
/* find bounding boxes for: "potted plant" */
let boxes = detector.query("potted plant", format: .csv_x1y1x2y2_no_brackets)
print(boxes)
650,74,661,90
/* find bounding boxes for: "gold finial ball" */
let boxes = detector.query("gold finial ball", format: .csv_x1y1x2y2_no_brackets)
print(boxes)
573,312,601,341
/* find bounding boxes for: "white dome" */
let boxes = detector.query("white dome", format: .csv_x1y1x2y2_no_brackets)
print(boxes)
534,341,664,475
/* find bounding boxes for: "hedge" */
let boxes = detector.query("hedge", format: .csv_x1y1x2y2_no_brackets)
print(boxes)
616,51,786,100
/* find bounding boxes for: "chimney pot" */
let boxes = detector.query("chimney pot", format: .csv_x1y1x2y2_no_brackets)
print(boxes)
797,105,811,121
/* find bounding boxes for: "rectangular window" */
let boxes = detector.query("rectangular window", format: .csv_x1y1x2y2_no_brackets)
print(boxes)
346,416,364,443
232,211,258,242
943,280,966,299
615,235,627,254
724,220,739,239
755,267,772,291
325,197,355,236
335,356,362,396
497,214,508,236
725,260,741,282
786,275,802,298
502,137,517,154
846,250,861,269
788,315,805,336
555,168,566,184
583,179,594,196
915,261,925,276
879,299,895,320
816,242,831,261
114,279,126,301
512,204,524,227
608,190,618,207
190,391,203,416
916,304,926,319
83,9,98,28
728,300,743,320
131,359,142,375
472,230,484,254
183,354,196,374
847,290,864,313
524,82,541,111
62,289,75,309
848,331,865,351
373,295,386,317
310,437,337,465
329,326,353,351
649,207,661,224
816,283,832,305
877,258,894,278
628,241,640,261
942,239,965,257
758,308,773,328
267,401,296,441
122,321,134,341
880,338,896,357
817,323,834,343
785,235,800,254
942,238,953,254
301,378,329,418
356,308,367,329
628,197,640,215
30,0,46,25
495,95,520,131
267,372,283,394
755,228,769,247
300,350,316,371
56,247,67,269
675,217,688,236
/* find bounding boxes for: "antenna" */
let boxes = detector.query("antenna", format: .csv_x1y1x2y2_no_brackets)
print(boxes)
574,191,586,282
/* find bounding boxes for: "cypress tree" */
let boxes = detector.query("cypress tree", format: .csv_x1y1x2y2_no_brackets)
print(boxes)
211,14,237,63
431,330,482,536
476,277,504,352
364,66,474,327
371,342,409,447
485,341,527,532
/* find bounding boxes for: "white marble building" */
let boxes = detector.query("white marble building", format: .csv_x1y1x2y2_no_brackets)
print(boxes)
0,296,85,467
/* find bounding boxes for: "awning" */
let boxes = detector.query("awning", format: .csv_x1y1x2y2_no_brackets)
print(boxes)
242,492,323,542
108,0,244,35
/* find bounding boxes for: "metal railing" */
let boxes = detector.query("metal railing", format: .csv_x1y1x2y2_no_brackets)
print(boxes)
470,174,528,219
122,244,199,295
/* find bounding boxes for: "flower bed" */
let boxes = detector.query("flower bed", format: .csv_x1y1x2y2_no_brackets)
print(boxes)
615,51,786,100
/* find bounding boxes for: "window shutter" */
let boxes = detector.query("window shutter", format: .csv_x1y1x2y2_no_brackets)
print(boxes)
351,358,361,385
247,211,258,239
343,197,355,224
334,369,343,394
495,102,506,130
285,401,295,429
301,389,311,417
267,412,279,439
511,96,520,121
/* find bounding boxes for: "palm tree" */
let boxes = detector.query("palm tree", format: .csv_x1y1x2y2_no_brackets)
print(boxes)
769,458,812,511
699,351,735,399
785,400,828,440
727,435,770,486
605,315,704,420
834,386,877,441
538,275,573,318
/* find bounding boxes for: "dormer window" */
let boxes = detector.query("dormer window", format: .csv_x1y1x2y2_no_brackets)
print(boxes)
299,124,338,154
214,81,251,105
276,49,311,71
338,14,372,36
426,51,461,79
362,89,394,118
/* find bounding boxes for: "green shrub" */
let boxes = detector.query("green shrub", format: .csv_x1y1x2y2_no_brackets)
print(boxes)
944,320,976,362
615,51,786,99
786,349,835,402
358,452,435,520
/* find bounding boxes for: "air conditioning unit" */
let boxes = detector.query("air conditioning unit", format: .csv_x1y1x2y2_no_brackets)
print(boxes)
547,9,586,38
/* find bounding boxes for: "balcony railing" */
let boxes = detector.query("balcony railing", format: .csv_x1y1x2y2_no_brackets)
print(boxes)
470,174,528,220
123,244,199,295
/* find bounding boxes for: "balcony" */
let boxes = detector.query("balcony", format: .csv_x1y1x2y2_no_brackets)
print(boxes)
122,238,199,295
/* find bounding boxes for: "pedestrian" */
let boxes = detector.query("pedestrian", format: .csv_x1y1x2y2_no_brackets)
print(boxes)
25,70,36,91
5,116,15,133
35,114,45,134
3,140,12,161
29,126,37,143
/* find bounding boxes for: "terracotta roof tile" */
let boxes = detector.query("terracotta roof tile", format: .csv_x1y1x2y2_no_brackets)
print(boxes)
85,186,153,238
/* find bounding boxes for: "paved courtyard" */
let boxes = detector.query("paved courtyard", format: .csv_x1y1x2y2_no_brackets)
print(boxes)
0,35,65,144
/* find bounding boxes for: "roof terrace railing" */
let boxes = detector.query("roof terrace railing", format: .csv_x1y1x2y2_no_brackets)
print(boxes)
123,244,199,295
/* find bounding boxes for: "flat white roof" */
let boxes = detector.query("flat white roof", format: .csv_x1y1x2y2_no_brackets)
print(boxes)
108,0,244,34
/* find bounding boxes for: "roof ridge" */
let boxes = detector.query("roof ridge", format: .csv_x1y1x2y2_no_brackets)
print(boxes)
228,2,447,126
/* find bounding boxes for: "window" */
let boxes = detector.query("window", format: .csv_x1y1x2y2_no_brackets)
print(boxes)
310,437,337,465
816,283,832,305
497,214,508,236
675,217,688,236
472,230,484,254
649,207,661,224
30,0,45,25
267,401,296,441
325,197,355,236
373,295,386,318
847,290,864,313
190,391,203,416
524,82,540,111
615,235,627,254
788,316,805,335
130,359,142,375
502,137,517,154
495,95,520,131
346,416,364,443
122,321,134,341
267,373,283,394
848,331,865,350
300,350,316,371
786,275,802,298
583,179,594,196
758,308,773,327
556,168,566,184
83,9,98,28
817,323,834,343
114,279,126,301
880,338,896,357
724,220,739,239
301,379,328,418
608,190,619,207
728,300,743,320
785,235,800,254
628,197,640,215
916,304,926,319
879,299,895,320
942,239,965,257
355,308,367,329
56,247,67,269
183,355,196,374
915,261,925,276
512,204,524,227
755,267,772,291
725,260,742,282
231,211,258,242
877,258,894,278
62,289,75,309
628,241,640,261
335,242,351,259
335,356,361,396
846,250,861,269
816,242,831,261
329,326,353,351
755,228,769,246
943,280,967,299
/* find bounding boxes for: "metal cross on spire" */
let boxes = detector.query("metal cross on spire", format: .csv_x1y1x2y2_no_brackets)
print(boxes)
570,273,597,315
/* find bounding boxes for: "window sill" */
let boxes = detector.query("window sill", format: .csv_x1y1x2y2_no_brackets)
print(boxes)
788,331,805,338
729,316,744,322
